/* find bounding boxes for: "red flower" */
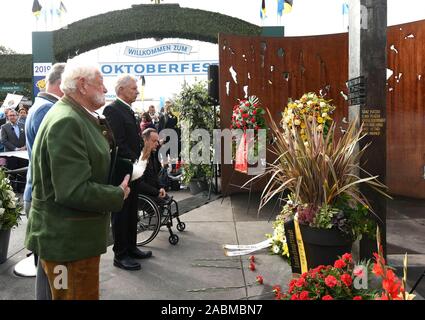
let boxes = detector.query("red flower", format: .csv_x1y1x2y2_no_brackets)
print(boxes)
290,294,299,300
249,262,256,271
255,125,259,130
245,102,250,106
295,277,306,288
325,275,338,288
342,253,353,263
299,291,310,300
341,274,353,287
251,117,256,122
253,109,257,115
353,296,363,300
272,285,282,296
334,259,347,269
242,113,249,118
372,262,384,277
322,295,334,300
249,255,255,262
353,266,364,278
256,275,264,284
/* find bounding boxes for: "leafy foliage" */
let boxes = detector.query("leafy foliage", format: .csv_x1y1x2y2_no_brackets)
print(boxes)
53,4,261,61
174,80,215,184
0,169,22,230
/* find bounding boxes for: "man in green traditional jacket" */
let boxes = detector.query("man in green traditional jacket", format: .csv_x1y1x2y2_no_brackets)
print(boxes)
25,61,131,300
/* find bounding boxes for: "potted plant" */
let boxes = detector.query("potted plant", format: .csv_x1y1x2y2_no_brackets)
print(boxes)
174,80,215,194
0,168,22,264
257,92,390,271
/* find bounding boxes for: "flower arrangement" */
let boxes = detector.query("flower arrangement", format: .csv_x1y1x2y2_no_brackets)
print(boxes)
266,214,290,260
256,92,390,242
0,168,22,230
281,92,335,140
279,253,377,300
278,248,413,300
231,96,267,131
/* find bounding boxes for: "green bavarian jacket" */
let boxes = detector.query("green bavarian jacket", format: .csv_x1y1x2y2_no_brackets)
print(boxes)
25,95,124,262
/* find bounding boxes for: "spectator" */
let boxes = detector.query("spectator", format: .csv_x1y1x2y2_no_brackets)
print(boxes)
25,62,130,300
17,106,28,125
140,112,156,132
148,104,159,129
0,109,27,177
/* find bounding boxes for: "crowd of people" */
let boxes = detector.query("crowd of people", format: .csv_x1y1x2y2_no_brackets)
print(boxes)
1,62,182,300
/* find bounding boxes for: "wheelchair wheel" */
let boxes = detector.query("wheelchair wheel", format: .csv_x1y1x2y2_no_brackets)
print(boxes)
136,195,161,246
169,234,179,245
177,222,186,232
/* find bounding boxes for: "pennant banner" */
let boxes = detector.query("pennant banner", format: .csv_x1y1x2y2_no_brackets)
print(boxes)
32,0,42,17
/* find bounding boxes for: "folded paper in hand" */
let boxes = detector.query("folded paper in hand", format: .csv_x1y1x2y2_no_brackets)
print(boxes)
132,159,147,181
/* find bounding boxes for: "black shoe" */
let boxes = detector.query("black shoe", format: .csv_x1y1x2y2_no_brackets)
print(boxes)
129,248,152,259
113,256,141,270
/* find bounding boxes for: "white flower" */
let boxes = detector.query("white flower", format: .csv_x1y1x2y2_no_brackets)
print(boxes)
322,112,328,118
7,200,16,209
307,100,312,106
272,245,280,254
320,101,326,108
0,208,4,216
297,103,303,109
6,190,15,199
294,119,301,126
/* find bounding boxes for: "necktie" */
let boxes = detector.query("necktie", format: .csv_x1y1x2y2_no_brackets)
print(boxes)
13,125,20,139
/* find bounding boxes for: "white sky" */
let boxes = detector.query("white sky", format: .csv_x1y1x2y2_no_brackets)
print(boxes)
1,0,425,107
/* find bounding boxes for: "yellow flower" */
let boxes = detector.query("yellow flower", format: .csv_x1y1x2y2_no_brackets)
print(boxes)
317,117,324,124
294,119,301,126
300,123,306,129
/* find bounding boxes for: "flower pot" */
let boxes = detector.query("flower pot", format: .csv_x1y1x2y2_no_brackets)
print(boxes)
299,224,352,269
188,179,208,195
0,229,11,264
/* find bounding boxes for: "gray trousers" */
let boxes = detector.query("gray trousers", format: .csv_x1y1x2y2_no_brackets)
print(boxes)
25,200,52,300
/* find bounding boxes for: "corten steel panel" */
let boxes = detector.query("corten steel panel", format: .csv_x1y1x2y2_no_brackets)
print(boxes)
387,20,425,198
219,33,349,195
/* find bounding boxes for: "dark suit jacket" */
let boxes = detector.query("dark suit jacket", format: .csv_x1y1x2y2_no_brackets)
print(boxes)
1,122,26,151
138,151,162,197
103,99,141,162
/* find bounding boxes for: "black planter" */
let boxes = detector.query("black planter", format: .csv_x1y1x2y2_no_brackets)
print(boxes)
188,179,208,195
0,229,11,264
299,224,353,269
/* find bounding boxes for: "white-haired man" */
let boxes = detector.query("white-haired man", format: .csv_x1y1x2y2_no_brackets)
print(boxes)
104,74,152,272
25,62,131,300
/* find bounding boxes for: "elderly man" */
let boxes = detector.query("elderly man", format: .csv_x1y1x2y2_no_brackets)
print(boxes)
25,62,130,300
104,74,152,271
23,62,65,300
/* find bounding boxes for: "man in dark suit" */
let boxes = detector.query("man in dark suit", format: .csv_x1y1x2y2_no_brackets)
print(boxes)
0,109,28,183
104,74,152,271
1,109,26,152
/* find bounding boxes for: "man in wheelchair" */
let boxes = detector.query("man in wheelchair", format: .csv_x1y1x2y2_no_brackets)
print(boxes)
135,128,185,245
138,128,169,203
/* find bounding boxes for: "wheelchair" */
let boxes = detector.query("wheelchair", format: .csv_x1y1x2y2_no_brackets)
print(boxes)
136,194,186,246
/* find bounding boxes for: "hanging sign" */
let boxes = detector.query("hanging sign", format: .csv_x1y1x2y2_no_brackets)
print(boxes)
99,60,218,77
33,63,52,96
124,43,193,58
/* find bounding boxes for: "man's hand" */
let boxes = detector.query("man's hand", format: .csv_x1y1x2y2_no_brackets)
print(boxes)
159,188,166,198
119,174,131,200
